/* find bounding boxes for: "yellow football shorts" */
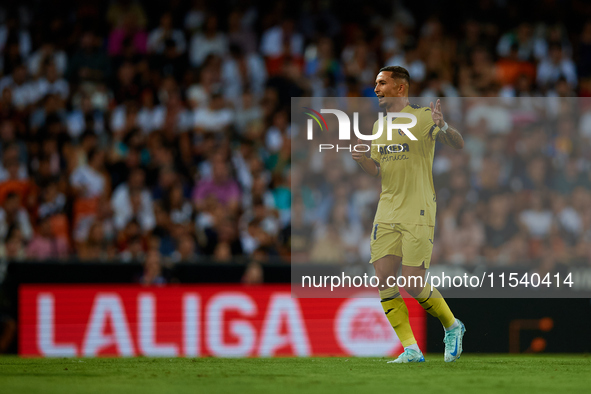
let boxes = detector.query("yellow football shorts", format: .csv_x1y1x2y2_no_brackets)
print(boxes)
369,223,435,268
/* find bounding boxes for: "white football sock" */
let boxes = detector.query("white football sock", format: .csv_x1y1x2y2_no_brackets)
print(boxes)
405,343,421,352
444,319,459,331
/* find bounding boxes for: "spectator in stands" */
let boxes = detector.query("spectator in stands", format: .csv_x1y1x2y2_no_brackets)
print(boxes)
111,64,140,107
147,13,186,55
521,156,550,191
537,42,577,90
441,207,485,265
107,11,148,57
552,194,582,244
120,234,145,262
119,187,155,233
27,42,67,78
0,192,32,241
0,227,26,261
483,194,521,263
166,182,193,226
29,94,67,135
74,195,115,245
106,0,147,29
194,157,241,213
37,179,66,219
242,260,264,284
497,22,539,61
205,216,243,261
189,15,227,67
152,200,176,255
171,233,199,263
304,36,343,97
136,89,165,135
221,44,267,105
227,11,257,55
0,121,26,164
26,215,69,260
260,18,304,75
0,0,589,271
70,148,108,199
154,39,187,82
342,39,377,92
66,94,105,139
519,192,554,240
78,221,114,261
386,41,426,83
0,147,31,205
495,43,536,89
139,250,166,285
0,64,35,109
193,90,234,134
309,223,345,264
35,62,69,102
67,31,111,84
112,167,152,224
184,0,206,34
0,14,32,66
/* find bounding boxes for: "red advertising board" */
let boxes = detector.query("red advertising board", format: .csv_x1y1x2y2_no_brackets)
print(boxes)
19,285,425,357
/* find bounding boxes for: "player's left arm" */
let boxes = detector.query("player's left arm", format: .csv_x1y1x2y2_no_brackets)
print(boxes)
430,99,464,150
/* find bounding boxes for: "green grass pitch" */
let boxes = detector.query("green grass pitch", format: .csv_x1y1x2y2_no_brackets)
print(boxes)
1,355,590,394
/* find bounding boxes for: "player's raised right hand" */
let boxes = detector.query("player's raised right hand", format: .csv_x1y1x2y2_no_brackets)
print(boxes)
352,138,368,163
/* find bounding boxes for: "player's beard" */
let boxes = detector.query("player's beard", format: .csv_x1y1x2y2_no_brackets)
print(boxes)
379,97,406,111
378,97,394,110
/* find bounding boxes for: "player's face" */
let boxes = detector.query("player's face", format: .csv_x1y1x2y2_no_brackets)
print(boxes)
375,72,407,108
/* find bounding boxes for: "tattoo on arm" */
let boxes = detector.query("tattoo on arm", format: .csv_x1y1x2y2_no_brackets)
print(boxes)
436,126,464,149
357,157,380,177
372,159,381,177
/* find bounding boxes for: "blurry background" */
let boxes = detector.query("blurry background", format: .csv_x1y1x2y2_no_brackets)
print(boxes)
291,95,591,275
1,0,591,354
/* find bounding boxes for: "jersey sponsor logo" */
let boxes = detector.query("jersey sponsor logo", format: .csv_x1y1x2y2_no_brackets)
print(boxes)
381,154,409,162
379,143,410,163
378,143,410,155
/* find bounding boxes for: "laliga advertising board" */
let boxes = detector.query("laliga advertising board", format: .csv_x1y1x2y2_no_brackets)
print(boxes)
19,285,425,357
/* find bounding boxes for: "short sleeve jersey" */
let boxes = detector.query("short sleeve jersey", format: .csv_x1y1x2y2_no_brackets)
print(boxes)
370,103,441,226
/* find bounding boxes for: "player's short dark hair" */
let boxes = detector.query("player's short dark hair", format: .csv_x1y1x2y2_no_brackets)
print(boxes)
379,66,411,85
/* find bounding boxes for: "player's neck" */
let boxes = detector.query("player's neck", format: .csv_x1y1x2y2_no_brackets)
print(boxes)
386,98,410,112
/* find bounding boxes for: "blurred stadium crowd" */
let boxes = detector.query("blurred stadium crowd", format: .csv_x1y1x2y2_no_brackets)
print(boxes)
293,96,591,272
0,0,591,275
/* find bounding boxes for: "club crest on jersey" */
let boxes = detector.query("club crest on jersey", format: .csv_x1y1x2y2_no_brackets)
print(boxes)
397,129,405,137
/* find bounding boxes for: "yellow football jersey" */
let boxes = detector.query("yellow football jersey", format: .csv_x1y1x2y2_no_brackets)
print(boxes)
370,103,440,226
